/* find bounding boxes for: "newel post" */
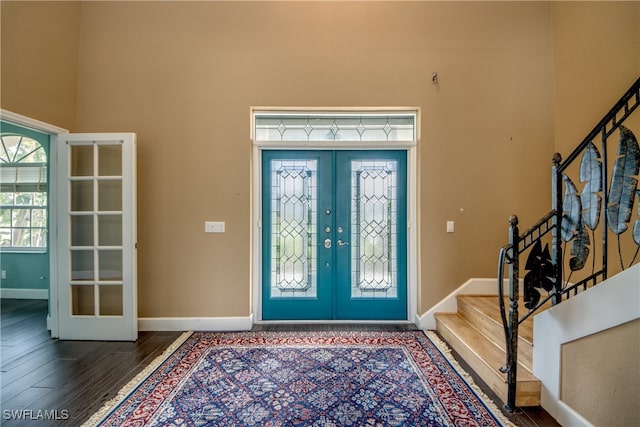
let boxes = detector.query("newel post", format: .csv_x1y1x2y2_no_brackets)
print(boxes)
505,214,520,412
551,153,563,305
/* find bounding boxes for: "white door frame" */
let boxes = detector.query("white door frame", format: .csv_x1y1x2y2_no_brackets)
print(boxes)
0,109,68,338
250,107,421,324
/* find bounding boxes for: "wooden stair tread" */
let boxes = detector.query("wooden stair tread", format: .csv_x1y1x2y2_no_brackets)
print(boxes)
456,295,534,371
435,312,538,383
457,295,551,344
435,310,541,407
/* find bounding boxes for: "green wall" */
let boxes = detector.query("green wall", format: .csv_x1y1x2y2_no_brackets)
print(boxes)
0,252,49,290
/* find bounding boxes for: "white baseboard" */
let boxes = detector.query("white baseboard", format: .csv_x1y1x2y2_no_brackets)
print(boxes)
416,278,522,330
138,314,254,332
0,288,48,299
554,400,594,427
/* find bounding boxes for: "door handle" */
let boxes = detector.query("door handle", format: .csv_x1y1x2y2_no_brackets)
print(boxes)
337,240,349,246
324,239,332,249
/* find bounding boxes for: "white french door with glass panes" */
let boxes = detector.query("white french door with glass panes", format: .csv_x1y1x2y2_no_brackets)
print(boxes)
57,133,137,340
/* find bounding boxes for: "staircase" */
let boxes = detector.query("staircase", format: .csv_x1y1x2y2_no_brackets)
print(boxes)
431,77,640,411
435,295,549,407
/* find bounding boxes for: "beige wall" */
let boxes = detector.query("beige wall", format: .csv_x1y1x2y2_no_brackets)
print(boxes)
552,1,640,154
0,1,81,130
69,1,556,317
552,1,640,279
561,319,640,426
17,1,640,319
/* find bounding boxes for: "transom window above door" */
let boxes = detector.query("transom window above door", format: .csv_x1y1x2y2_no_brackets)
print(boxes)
252,111,418,143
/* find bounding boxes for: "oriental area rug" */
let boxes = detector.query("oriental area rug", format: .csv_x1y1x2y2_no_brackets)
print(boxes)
84,330,514,427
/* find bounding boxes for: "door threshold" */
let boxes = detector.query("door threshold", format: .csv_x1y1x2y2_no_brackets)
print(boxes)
252,320,419,332
255,319,417,326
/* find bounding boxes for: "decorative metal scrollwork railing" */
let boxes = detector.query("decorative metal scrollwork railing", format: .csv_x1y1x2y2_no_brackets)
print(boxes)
498,76,640,412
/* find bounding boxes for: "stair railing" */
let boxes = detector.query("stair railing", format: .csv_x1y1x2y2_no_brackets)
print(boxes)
498,76,640,412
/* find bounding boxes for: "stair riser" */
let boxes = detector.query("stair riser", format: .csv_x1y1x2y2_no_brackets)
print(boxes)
457,297,534,371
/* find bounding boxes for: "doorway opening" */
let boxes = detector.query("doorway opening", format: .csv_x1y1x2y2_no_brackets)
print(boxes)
251,109,419,323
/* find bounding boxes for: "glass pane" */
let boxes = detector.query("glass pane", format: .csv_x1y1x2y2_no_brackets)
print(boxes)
71,250,94,281
99,285,123,316
19,148,47,163
270,159,317,298
71,181,94,211
71,285,94,315
98,180,122,211
14,193,33,205
0,228,10,246
99,215,122,246
31,229,46,247
351,160,398,299
12,209,30,227
0,209,11,226
71,215,94,246
282,128,309,141
14,137,43,163
0,193,14,205
31,209,46,227
98,145,122,176
1,135,22,162
255,128,281,141
12,229,30,247
71,145,94,176
98,250,122,281
33,192,47,206
361,129,388,141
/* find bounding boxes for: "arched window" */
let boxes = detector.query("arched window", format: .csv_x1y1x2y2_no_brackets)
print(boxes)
0,130,48,250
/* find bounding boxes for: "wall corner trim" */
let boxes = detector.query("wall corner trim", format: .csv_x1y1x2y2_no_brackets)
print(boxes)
138,315,253,332
1,109,69,134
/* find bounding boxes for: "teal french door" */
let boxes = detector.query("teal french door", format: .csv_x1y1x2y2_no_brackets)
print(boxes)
262,150,407,320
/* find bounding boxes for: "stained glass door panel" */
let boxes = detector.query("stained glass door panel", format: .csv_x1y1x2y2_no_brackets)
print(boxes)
335,151,407,320
262,150,406,320
262,151,333,319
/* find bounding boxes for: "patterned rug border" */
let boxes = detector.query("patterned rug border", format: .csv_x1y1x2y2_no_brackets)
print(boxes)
83,330,515,427
82,331,194,427
424,331,515,427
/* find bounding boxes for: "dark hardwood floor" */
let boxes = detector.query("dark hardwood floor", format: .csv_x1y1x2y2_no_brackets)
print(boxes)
1,299,181,426
1,299,558,426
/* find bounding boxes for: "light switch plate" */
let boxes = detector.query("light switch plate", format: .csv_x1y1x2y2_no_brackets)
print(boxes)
446,221,455,233
205,221,225,233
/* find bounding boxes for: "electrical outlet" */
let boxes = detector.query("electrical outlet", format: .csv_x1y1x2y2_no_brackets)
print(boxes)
205,221,225,233
1,270,6,279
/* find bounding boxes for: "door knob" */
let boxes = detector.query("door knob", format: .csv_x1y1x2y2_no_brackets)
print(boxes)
324,239,332,248
337,240,349,246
